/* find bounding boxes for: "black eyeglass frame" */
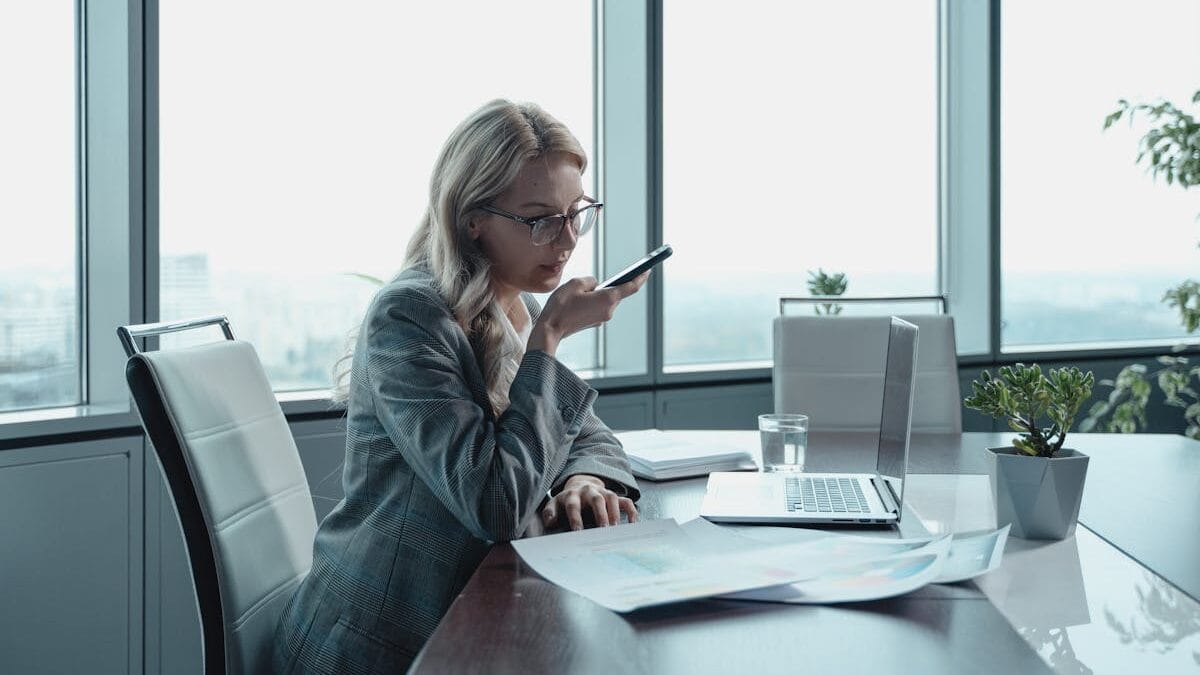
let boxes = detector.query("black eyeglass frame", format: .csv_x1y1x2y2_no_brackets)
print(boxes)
478,196,603,245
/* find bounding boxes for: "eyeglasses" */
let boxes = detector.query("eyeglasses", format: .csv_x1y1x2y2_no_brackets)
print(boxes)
479,197,602,246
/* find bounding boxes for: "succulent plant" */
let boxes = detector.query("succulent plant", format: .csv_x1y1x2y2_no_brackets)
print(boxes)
964,364,1095,457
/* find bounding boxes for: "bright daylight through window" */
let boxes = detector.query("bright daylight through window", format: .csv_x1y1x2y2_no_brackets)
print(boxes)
662,0,939,369
0,3,79,412
1001,0,1200,351
159,1,597,390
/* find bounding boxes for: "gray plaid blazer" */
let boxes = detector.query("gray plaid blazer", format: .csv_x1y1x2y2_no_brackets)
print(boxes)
272,265,639,673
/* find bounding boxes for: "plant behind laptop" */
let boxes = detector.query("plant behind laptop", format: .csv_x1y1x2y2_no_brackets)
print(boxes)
964,364,1095,458
806,268,848,315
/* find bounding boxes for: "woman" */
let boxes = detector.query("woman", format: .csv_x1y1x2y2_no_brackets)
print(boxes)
272,100,648,673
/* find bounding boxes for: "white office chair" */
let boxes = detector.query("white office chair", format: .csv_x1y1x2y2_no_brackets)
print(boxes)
119,316,317,675
773,314,962,433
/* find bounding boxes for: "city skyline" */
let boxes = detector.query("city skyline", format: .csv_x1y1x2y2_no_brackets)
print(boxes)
4,251,1198,412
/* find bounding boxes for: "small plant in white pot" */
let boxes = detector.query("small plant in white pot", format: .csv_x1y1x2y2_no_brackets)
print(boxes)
964,364,1095,540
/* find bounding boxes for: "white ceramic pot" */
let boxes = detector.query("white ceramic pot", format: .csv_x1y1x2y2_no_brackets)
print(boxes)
988,447,1089,540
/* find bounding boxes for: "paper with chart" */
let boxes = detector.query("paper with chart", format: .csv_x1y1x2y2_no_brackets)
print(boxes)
718,520,1010,584
511,517,1007,612
679,518,950,604
512,519,867,612
696,519,1010,603
718,536,952,603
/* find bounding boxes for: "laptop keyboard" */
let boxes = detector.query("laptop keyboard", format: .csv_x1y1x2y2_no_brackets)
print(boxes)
784,476,870,513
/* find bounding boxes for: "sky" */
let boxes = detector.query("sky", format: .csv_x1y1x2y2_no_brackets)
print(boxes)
2,0,1198,284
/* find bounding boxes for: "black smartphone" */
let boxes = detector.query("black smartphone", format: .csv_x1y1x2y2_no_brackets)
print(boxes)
597,244,674,289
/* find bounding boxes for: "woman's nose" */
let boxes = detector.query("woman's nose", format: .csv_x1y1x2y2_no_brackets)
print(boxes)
552,222,578,250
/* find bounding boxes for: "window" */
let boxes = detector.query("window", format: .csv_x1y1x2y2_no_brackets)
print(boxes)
661,0,939,369
0,3,79,412
159,1,597,390
1001,0,1200,351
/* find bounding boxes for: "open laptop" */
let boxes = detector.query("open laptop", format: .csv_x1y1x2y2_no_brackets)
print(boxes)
700,316,918,526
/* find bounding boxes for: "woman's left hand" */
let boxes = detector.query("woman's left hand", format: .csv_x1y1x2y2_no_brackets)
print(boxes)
541,474,638,531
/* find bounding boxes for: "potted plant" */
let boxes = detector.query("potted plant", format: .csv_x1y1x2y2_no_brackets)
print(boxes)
806,268,848,315
963,364,1095,540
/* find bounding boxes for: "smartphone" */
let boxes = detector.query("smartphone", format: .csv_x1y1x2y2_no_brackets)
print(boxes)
597,244,674,289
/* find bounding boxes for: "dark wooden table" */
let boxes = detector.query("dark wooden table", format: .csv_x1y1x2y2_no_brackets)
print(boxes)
410,431,1199,674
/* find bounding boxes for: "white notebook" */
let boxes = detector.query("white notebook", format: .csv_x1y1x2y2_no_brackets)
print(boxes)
617,429,758,481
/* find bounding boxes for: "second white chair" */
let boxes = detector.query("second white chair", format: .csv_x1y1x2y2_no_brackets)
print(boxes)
773,314,962,433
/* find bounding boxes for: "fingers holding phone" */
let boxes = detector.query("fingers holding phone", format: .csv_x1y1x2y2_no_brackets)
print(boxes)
529,246,669,356
604,269,650,299
538,275,635,338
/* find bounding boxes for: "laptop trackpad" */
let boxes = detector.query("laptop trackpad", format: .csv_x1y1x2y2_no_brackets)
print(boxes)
708,474,779,511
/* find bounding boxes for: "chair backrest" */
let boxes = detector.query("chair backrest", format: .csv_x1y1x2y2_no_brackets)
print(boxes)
124,338,317,675
773,314,962,433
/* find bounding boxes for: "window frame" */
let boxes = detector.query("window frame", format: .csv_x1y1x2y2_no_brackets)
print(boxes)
0,0,90,414
83,0,147,409
9,0,1200,441
994,0,1200,358
652,0,956,382
152,0,605,385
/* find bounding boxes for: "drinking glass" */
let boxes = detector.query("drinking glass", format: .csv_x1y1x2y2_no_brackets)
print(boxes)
758,413,809,472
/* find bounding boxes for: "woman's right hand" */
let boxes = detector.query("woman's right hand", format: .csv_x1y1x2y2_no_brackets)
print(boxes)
528,271,650,356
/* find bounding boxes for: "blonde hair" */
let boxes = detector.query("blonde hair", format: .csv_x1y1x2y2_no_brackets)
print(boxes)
332,99,587,415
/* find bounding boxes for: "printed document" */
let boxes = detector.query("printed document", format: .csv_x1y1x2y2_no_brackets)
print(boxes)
512,518,1008,611
706,520,1010,603
513,519,866,612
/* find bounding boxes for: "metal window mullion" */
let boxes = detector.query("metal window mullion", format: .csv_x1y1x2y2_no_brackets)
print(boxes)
82,0,139,407
129,0,147,342
648,0,663,386
76,0,88,405
592,0,652,384
936,0,948,304
593,0,605,372
144,0,159,349
942,0,992,357
987,0,1002,362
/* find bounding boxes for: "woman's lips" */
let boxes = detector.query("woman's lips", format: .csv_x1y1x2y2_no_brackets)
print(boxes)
540,262,565,274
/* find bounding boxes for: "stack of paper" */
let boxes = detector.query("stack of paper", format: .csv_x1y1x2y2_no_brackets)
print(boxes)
617,429,758,480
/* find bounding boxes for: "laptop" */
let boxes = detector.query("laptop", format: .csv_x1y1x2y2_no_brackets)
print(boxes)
700,316,918,526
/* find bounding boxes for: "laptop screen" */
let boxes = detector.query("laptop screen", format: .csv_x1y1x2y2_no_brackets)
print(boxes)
876,317,919,510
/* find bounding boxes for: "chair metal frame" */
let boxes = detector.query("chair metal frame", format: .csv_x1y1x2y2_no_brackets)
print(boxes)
779,294,949,315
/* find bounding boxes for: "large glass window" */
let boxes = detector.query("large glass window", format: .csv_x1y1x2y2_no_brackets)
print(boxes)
0,3,79,412
1001,0,1200,351
160,1,597,390
662,0,939,369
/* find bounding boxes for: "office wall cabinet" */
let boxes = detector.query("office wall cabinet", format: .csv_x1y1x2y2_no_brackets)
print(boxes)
0,437,143,675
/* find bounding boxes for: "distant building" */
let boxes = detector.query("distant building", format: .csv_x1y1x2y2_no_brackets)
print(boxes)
160,253,214,322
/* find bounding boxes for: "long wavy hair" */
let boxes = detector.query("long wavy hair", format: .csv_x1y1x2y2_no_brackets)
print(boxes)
332,100,587,415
